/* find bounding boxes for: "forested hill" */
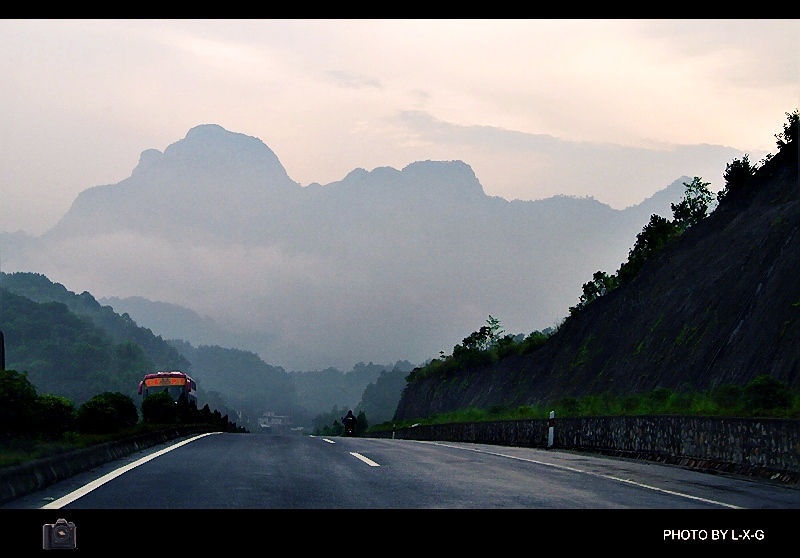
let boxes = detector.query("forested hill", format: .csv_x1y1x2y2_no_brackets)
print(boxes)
0,287,156,404
0,271,189,373
0,271,412,428
393,112,799,422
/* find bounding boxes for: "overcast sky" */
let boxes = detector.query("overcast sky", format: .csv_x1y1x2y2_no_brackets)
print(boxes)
1,19,797,236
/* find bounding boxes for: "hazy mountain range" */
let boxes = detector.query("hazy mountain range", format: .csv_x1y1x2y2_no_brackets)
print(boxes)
2,124,702,371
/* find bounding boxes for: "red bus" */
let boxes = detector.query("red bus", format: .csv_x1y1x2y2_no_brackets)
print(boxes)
138,371,198,407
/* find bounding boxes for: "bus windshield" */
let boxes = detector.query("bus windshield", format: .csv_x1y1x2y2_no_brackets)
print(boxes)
143,385,186,400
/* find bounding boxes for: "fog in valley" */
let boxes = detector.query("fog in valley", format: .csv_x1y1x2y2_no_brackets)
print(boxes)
0,124,743,372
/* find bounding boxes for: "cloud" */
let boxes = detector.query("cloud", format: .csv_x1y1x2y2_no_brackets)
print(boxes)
326,70,383,89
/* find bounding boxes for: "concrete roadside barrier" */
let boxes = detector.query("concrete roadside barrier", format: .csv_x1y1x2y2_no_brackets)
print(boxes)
0,426,218,505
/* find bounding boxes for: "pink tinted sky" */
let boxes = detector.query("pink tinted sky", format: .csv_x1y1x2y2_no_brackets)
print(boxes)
1,19,797,235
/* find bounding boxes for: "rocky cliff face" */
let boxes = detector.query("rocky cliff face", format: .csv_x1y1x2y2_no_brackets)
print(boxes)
393,141,799,422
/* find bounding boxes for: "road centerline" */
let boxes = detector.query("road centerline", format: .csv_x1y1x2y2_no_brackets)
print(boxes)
350,452,380,467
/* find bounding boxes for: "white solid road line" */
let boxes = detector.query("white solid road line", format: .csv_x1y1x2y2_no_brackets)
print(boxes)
41,432,221,509
422,440,743,509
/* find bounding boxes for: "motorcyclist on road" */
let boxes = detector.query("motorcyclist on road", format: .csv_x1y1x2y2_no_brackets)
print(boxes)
342,409,357,434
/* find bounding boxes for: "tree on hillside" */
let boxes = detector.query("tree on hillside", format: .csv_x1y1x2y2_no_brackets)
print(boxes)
717,155,757,203
616,214,681,285
486,315,505,346
670,176,715,232
570,271,620,315
0,288,158,404
0,272,190,373
775,108,798,149
572,176,715,309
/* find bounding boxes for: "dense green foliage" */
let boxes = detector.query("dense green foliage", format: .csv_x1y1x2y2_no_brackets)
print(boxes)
406,315,552,384
0,272,189,373
0,368,246,468
379,375,800,432
405,314,553,384
35,394,76,439
0,286,156,404
0,273,246,429
0,291,152,402
74,391,139,434
0,369,39,438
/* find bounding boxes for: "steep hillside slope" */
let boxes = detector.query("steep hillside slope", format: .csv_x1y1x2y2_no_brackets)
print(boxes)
394,138,799,421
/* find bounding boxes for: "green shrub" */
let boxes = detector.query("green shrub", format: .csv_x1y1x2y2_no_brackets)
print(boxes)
0,369,39,438
620,395,643,414
743,375,792,412
35,394,76,438
555,397,580,416
646,387,673,411
712,384,744,411
98,391,138,428
76,391,138,434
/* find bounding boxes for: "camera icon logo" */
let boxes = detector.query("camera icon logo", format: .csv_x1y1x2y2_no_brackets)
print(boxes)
43,518,77,550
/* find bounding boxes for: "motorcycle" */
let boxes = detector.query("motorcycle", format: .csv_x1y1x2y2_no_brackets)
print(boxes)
342,417,357,437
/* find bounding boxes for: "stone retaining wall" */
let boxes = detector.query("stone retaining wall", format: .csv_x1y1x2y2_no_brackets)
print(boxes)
371,415,800,483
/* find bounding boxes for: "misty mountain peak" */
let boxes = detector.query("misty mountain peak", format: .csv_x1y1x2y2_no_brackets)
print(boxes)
401,160,485,199
45,124,302,240
328,159,485,205
131,148,163,176
158,124,296,186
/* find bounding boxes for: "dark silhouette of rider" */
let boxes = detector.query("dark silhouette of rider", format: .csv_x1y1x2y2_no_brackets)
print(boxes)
342,409,357,432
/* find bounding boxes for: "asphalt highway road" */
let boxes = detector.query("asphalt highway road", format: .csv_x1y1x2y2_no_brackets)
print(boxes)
3,432,798,510
2,432,797,550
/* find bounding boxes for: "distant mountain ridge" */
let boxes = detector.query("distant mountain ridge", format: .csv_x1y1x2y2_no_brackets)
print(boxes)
4,124,691,371
99,295,238,349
